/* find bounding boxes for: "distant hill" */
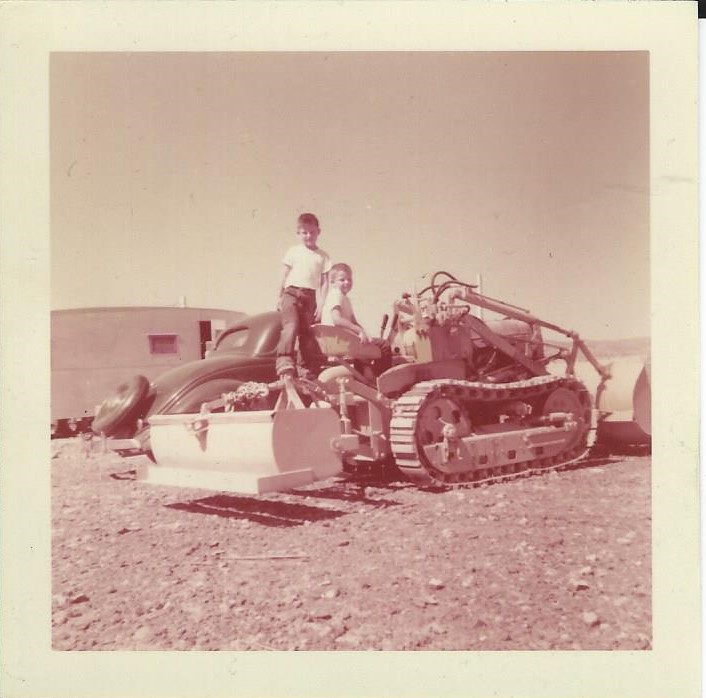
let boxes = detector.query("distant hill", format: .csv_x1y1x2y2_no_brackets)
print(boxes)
554,337,650,360
584,337,650,359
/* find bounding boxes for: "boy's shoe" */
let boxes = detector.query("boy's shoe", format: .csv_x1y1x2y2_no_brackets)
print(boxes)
276,356,296,377
296,366,315,381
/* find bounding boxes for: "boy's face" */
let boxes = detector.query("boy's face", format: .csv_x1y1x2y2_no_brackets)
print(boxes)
296,222,320,249
331,270,353,295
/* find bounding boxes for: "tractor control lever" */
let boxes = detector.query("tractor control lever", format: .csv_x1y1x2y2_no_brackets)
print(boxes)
379,313,389,337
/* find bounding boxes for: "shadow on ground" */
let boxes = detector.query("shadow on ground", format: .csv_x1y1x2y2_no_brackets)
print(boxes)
167,494,359,527
286,478,410,506
590,443,651,458
110,469,137,480
562,456,626,473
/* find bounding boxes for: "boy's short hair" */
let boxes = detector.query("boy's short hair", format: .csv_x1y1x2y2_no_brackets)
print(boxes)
297,212,319,228
329,262,352,278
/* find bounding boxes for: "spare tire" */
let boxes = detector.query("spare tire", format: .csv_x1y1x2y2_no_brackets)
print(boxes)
92,375,150,437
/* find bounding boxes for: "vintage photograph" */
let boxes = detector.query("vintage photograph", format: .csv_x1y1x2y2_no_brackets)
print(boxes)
50,51,652,652
1,2,700,697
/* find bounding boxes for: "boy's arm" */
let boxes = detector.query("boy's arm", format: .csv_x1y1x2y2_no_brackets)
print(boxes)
331,308,370,342
277,264,291,309
315,272,329,322
350,310,369,335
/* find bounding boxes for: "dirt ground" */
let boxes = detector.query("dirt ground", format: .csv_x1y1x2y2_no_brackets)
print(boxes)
51,440,651,651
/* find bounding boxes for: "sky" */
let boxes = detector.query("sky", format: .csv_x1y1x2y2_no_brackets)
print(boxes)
51,51,649,341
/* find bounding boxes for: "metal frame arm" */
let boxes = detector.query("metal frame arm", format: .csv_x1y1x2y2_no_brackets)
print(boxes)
460,288,610,382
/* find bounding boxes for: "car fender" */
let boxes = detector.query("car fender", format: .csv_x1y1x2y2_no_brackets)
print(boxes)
167,378,275,414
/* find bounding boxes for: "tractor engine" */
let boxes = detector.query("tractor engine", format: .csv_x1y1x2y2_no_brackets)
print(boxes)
392,291,544,380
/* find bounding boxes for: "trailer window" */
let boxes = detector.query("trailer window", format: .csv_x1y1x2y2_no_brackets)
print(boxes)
148,334,179,355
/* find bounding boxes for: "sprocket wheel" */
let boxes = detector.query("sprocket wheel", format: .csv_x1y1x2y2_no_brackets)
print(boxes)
416,394,472,453
541,386,589,451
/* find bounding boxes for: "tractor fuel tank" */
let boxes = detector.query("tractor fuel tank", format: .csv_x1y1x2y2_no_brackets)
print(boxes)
474,318,540,353
400,318,538,364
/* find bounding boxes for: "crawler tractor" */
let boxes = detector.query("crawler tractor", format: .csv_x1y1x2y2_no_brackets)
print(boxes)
129,272,650,494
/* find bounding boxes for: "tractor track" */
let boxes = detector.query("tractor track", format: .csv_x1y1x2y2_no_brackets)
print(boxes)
389,375,593,486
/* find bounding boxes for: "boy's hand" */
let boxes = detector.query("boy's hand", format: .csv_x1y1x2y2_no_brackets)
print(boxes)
358,329,371,343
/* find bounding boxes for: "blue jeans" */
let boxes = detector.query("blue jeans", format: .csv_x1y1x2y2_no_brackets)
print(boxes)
276,286,322,374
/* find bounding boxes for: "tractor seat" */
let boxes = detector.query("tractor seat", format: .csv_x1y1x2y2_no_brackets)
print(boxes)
311,324,383,361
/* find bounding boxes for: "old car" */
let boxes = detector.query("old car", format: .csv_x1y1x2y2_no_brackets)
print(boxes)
92,311,283,452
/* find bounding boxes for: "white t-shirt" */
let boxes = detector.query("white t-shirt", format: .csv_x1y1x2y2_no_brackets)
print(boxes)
282,245,331,290
321,287,355,326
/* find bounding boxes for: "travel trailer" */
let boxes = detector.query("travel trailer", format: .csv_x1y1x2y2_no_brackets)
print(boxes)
51,306,244,436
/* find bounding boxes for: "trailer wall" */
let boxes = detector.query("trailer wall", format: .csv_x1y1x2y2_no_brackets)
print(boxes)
51,307,244,424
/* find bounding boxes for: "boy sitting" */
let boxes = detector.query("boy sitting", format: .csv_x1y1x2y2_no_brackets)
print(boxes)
320,263,370,342
320,263,393,383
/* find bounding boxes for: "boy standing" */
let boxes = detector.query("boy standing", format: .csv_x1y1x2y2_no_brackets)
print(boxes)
276,213,331,377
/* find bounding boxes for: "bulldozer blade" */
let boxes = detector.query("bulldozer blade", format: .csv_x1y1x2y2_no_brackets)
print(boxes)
573,355,651,445
631,358,651,436
596,419,650,446
141,407,343,494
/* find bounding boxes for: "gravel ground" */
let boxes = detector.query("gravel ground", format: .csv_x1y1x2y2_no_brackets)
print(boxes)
51,440,651,651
